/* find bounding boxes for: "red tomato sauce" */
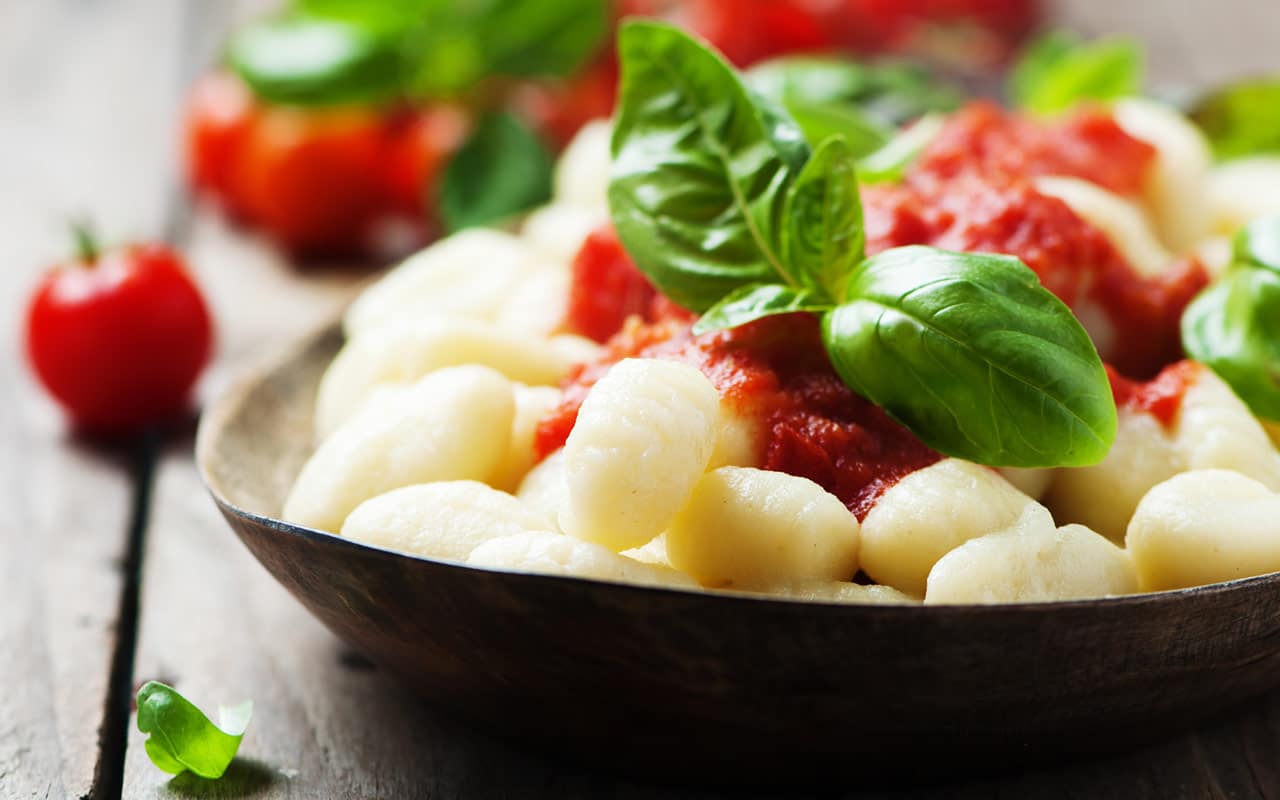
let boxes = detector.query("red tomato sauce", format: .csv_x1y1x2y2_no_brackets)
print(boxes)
863,102,1209,379
535,312,942,519
1107,360,1202,429
561,225,664,343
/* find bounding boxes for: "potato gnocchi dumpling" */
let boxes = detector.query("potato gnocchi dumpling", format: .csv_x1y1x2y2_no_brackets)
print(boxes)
284,365,514,533
342,481,553,562
490,385,565,493
860,459,1052,597
467,531,698,589
559,358,722,551
926,519,1138,605
665,467,860,589
1207,157,1280,235
552,119,612,209
315,319,597,438
1127,470,1280,591
515,449,568,527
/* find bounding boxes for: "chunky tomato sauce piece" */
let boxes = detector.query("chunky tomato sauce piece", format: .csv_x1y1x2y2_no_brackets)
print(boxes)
1107,360,1202,429
863,102,1209,378
562,225,664,343
536,312,941,519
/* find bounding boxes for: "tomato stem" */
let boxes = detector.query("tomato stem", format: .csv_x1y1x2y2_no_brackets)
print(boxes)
71,221,100,264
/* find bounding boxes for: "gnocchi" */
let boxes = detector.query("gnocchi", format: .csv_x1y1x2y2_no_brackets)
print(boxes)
284,365,514,533
559,358,722,551
467,531,698,589
860,459,1052,597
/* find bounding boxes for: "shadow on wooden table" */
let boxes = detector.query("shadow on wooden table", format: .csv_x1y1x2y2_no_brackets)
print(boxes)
164,759,280,798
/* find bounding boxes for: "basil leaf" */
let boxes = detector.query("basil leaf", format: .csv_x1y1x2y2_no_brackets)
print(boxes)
406,0,609,96
1190,79,1280,160
693,283,832,335
294,0,433,30
785,102,891,156
1010,31,1143,114
1234,216,1280,273
1183,266,1280,421
746,57,961,128
608,21,809,312
439,112,553,232
136,682,252,780
857,113,945,184
228,16,405,106
782,136,864,299
822,246,1116,467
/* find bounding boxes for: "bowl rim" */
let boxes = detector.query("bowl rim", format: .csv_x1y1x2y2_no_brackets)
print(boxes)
195,320,1280,616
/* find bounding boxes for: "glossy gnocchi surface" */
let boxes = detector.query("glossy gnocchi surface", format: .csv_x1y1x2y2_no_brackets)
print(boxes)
282,113,1280,606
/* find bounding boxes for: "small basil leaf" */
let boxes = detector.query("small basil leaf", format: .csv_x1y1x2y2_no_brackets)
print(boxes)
1233,216,1280,273
439,112,553,232
823,246,1116,467
746,57,961,128
1011,31,1143,115
693,284,832,335
782,136,864,299
1189,79,1280,160
609,21,809,311
228,16,405,106
857,113,945,184
1182,266,1280,421
785,101,891,155
295,0,432,31
136,682,253,780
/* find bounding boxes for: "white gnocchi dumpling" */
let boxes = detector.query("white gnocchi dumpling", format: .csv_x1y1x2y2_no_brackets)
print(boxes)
559,358,722,551
860,459,1051,597
665,466,860,589
343,229,537,338
341,481,553,562
315,319,598,438
1034,176,1173,276
750,582,918,605
1127,470,1280,591
552,119,612,210
467,531,698,589
516,449,568,527
1206,157,1280,235
1175,369,1280,489
490,385,564,493
519,203,608,265
926,516,1138,605
492,264,572,337
1044,408,1180,542
1113,97,1212,253
284,365,514,533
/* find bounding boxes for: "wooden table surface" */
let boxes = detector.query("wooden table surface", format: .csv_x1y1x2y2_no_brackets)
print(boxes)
4,2,1280,798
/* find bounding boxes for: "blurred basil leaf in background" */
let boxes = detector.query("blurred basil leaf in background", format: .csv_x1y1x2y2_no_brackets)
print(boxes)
1190,79,1280,160
439,112,553,232
1009,30,1143,114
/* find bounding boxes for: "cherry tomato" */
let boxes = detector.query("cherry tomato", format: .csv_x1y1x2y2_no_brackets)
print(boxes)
25,234,214,433
228,105,389,257
380,105,469,220
183,72,259,214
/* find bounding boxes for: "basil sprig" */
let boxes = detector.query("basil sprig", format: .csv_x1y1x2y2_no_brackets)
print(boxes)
611,22,1116,468
1189,79,1280,161
230,0,609,106
439,112,553,232
1009,30,1143,115
1183,217,1280,421
137,682,253,780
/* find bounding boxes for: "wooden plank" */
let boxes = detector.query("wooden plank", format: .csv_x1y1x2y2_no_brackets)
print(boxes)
0,1,189,798
121,2,1280,799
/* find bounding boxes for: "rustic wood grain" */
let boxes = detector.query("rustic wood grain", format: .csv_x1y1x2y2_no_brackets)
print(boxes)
0,1,188,798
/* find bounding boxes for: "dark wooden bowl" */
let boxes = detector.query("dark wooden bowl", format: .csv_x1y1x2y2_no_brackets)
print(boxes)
196,323,1280,783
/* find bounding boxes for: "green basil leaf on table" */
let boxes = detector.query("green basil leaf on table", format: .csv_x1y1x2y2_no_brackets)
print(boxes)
1233,216,1280,273
693,283,833,335
1182,266,1280,421
608,21,809,312
1189,78,1280,160
1009,30,1143,115
228,16,405,106
857,113,945,184
822,246,1116,467
136,681,253,780
439,112,553,233
781,135,864,299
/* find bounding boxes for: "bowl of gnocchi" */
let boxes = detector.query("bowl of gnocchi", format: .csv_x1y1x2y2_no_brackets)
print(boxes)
199,24,1280,780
